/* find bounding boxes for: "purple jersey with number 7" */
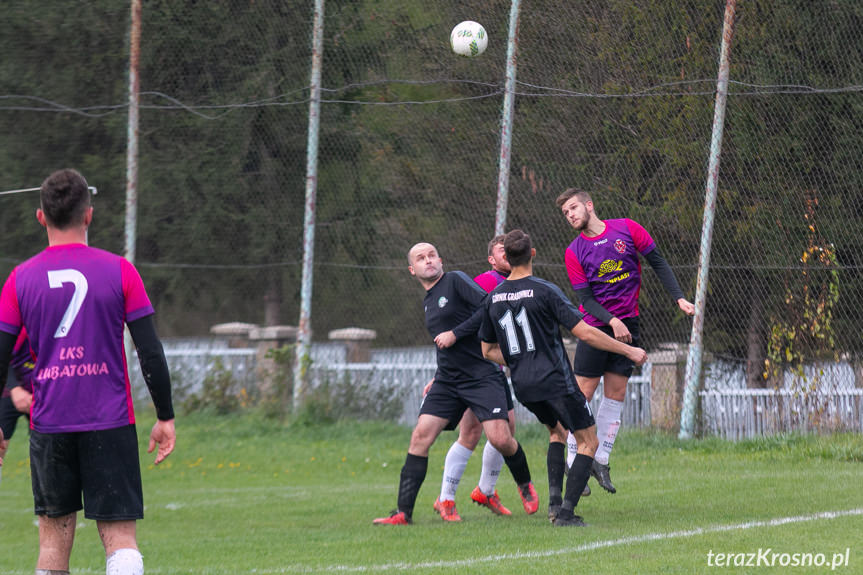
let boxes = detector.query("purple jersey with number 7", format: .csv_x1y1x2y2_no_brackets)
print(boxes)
0,244,154,433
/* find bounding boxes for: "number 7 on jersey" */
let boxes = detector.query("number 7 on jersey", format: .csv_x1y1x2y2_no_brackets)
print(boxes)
48,269,89,338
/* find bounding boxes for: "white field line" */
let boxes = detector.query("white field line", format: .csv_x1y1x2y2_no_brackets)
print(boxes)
258,507,863,574
4,507,861,575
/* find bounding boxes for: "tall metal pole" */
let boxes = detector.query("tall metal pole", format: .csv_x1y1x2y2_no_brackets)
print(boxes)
494,0,522,235
125,0,141,264
123,0,142,368
679,0,737,439
294,0,325,407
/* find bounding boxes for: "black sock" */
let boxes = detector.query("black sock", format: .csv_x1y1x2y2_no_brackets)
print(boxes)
397,453,428,519
560,453,593,518
503,442,531,486
547,441,565,506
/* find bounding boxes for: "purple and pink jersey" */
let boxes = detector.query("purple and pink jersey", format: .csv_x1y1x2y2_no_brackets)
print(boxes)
473,269,507,293
0,244,154,433
564,218,655,327
7,329,35,394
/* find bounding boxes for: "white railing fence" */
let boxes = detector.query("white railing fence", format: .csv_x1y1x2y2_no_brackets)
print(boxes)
700,388,863,440
130,341,863,439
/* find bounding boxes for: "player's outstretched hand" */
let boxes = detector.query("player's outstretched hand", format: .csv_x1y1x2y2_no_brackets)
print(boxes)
629,347,648,367
10,387,32,413
434,330,457,349
148,419,176,465
678,298,695,316
609,317,632,343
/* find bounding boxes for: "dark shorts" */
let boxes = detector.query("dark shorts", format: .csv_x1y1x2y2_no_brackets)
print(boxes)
30,424,143,520
504,378,515,411
522,390,596,433
421,373,511,430
572,316,641,378
0,394,28,440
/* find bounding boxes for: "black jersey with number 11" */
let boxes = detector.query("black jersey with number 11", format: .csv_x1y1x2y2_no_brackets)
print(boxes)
479,276,585,403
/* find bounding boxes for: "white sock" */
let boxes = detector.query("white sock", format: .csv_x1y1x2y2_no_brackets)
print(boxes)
565,432,578,469
594,397,623,465
477,440,504,495
440,442,472,501
106,548,143,575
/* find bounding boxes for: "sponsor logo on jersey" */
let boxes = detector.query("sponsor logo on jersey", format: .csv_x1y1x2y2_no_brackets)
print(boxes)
438,296,448,308
598,259,623,277
593,238,608,247
605,272,630,284
598,259,630,284
614,239,626,254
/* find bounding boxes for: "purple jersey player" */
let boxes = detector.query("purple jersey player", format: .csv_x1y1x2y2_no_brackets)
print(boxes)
556,188,694,494
1,245,154,432
0,169,175,575
564,218,654,327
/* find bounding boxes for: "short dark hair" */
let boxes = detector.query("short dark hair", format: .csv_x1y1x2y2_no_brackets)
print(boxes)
487,234,507,257
503,229,532,267
40,169,91,230
555,187,592,208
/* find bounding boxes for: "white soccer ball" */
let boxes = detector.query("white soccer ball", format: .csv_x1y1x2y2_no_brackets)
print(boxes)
450,21,488,58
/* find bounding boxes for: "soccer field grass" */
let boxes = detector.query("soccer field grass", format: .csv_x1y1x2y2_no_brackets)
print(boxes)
0,413,861,574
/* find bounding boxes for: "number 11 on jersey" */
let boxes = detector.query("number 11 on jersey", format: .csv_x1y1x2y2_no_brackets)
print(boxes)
498,307,535,355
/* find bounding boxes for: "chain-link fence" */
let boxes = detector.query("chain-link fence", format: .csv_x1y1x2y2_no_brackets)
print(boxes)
2,1,862,424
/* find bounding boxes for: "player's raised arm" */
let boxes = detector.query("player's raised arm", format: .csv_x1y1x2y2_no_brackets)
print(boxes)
575,286,632,343
571,321,647,366
677,298,695,315
641,247,694,316
481,341,507,366
448,271,489,341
